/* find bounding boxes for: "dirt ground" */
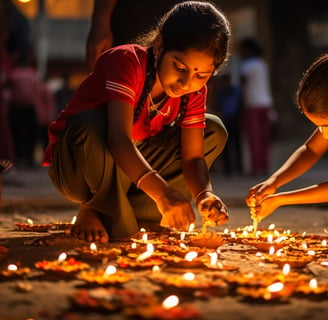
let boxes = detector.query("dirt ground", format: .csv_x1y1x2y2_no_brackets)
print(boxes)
1,205,328,320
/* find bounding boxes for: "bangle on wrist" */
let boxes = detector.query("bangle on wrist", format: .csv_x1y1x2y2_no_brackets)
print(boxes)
136,170,158,189
194,189,212,204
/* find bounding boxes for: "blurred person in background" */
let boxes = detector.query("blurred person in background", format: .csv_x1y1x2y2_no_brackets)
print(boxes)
212,73,243,176
86,0,181,69
239,37,275,177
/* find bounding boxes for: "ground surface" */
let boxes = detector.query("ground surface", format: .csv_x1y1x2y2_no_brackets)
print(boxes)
1,205,328,320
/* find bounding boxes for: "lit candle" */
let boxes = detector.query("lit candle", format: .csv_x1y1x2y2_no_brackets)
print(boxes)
282,263,290,276
182,272,195,281
152,265,161,273
7,264,18,271
103,265,116,277
309,278,318,291
27,219,33,226
90,243,97,252
322,239,327,246
58,252,67,263
71,216,77,224
184,251,198,261
162,295,179,309
267,282,284,293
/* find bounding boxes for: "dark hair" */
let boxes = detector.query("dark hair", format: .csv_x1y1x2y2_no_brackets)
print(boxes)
296,54,328,114
134,1,231,144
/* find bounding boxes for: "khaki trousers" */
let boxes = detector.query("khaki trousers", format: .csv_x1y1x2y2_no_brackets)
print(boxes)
49,109,227,238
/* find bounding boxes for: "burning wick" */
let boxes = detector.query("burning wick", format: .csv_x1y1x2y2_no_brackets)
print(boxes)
162,295,179,309
90,243,97,252
103,265,116,277
137,243,154,261
58,252,67,263
182,272,195,281
7,264,18,271
282,263,290,276
184,251,198,261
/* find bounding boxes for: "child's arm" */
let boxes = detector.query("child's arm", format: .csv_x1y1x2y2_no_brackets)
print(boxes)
106,100,196,230
246,129,328,206
180,126,229,226
254,181,328,220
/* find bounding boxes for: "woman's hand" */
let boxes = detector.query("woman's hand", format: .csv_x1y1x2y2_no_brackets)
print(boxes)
156,189,196,231
197,192,229,226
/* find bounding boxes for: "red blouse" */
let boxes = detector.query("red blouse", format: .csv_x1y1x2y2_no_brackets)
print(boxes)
43,44,207,166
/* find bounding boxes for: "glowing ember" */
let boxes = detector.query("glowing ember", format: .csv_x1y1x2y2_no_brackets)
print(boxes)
7,264,18,271
162,295,179,309
182,272,195,281
58,252,67,263
103,265,117,276
282,264,290,276
184,251,198,261
90,243,97,252
27,219,33,226
267,282,284,293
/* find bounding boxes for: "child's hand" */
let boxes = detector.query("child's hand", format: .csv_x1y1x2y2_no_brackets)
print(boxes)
249,194,280,221
157,189,196,231
246,178,277,207
197,194,229,226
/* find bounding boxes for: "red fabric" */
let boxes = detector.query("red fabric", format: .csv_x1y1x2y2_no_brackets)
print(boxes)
43,44,207,166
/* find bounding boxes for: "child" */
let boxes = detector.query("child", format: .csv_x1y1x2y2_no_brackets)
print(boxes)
246,53,328,221
43,1,231,243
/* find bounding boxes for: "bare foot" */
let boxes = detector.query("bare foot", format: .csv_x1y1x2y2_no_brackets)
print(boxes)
70,207,109,243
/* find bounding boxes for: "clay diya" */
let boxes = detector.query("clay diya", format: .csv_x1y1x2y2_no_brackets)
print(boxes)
78,265,132,286
162,251,207,269
264,253,314,268
35,252,90,277
75,243,122,261
241,239,289,252
236,282,294,301
15,218,53,232
0,264,31,280
294,278,328,297
72,287,158,312
188,232,226,249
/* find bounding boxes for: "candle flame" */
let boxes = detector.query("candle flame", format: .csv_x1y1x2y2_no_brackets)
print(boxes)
104,265,117,276
230,231,236,238
309,278,318,290
179,243,187,250
152,265,160,273
131,242,137,249
208,252,218,266
180,232,186,241
321,239,327,246
27,218,33,226
71,216,77,224
184,251,198,261
282,263,290,276
142,233,148,242
183,272,195,281
137,243,154,261
268,224,275,230
8,264,18,271
267,234,273,243
162,295,179,309
58,252,67,263
267,282,284,293
140,228,146,232
269,246,275,255
90,243,97,252
223,228,229,234
188,223,195,232
320,261,328,267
